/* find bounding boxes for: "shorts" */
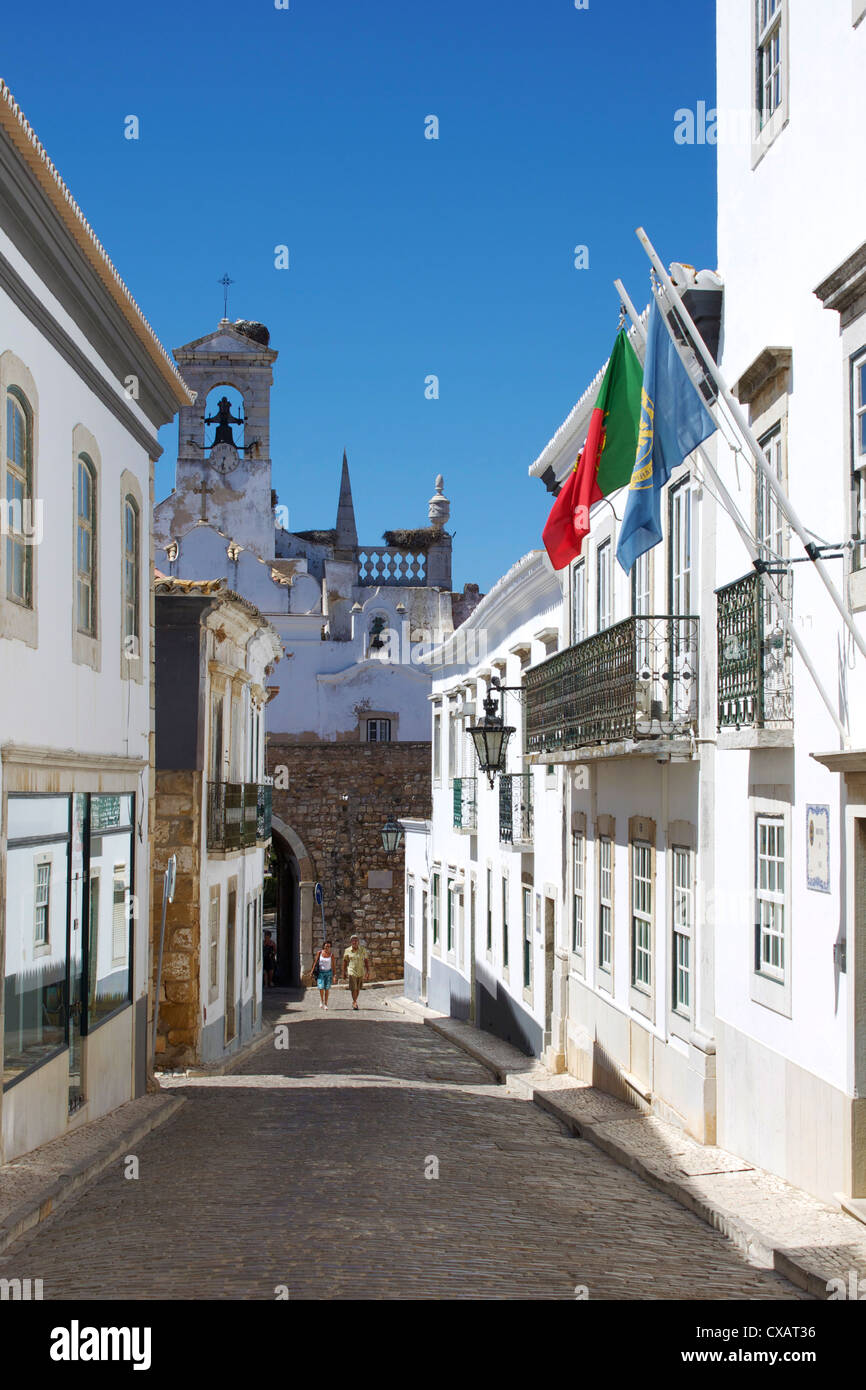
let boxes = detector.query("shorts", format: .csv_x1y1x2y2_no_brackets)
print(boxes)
317,970,333,990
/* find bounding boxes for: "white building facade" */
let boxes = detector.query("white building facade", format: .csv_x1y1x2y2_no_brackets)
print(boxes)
0,83,191,1160
711,0,866,1202
405,0,866,1206
403,552,564,1054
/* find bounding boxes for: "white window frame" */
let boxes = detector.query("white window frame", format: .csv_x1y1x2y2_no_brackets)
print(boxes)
631,841,653,994
501,873,509,978
752,0,789,165
597,836,613,980
852,348,866,573
432,709,442,786
33,854,51,952
208,885,221,1004
571,830,585,959
751,802,792,1016
407,878,415,950
671,846,693,1020
571,557,587,645
522,886,533,996
756,815,785,982
596,539,612,633
669,477,692,617
486,865,493,956
366,717,392,743
111,863,129,964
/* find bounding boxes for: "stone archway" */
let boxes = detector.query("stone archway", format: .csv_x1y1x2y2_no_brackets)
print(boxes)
271,816,316,985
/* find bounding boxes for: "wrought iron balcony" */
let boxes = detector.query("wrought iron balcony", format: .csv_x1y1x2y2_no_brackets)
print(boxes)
452,777,477,832
207,782,270,852
500,772,533,845
717,571,792,728
524,615,699,755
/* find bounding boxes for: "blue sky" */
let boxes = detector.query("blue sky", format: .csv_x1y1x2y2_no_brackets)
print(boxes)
4,0,717,592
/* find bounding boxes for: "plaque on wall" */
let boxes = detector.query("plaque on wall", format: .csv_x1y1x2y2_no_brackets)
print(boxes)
806,804,830,893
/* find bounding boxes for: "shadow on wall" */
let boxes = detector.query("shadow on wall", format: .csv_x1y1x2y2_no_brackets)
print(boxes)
474,959,542,1058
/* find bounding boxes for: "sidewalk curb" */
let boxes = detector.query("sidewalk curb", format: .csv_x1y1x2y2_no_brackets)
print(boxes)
416,1010,835,1300
0,1094,184,1258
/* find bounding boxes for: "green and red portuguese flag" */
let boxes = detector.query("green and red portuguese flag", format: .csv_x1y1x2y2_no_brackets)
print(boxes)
542,329,643,570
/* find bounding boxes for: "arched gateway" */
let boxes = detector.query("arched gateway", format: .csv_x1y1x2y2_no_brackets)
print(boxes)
270,817,316,986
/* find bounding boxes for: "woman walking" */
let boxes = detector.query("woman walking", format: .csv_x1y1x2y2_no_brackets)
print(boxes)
313,940,335,1009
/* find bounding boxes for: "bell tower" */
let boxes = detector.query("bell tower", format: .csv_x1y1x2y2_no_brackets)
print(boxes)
156,318,278,560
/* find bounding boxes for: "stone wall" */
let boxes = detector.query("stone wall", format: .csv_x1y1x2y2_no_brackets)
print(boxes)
268,740,431,980
151,770,202,1067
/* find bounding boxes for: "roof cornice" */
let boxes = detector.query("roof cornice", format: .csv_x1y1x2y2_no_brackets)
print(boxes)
0,78,193,417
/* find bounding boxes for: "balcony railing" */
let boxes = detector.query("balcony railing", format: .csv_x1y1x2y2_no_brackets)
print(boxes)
499,773,533,845
452,777,477,832
524,615,699,755
717,571,793,728
207,782,271,852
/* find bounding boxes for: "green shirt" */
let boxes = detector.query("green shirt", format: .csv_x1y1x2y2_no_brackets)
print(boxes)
343,945,370,978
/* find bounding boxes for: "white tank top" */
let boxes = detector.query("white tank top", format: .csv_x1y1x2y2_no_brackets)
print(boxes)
319,952,332,970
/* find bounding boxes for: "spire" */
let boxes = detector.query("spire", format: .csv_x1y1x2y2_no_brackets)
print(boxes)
335,449,358,551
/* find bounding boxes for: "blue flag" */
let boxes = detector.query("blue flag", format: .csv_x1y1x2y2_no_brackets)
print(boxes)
616,299,716,573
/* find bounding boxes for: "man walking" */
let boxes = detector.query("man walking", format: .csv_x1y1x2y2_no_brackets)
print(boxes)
342,934,372,1010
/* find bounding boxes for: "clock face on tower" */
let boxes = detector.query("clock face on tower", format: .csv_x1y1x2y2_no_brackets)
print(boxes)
209,441,240,475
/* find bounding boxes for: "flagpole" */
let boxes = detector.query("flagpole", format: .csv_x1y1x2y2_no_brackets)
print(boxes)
636,226,866,671
614,278,848,743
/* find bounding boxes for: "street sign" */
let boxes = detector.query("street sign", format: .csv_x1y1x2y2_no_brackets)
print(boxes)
314,882,323,905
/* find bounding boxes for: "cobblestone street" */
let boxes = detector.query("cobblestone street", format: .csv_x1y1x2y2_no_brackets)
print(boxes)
0,990,806,1300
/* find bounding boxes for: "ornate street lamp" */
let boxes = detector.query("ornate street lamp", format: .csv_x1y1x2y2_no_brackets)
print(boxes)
467,686,515,788
381,814,404,854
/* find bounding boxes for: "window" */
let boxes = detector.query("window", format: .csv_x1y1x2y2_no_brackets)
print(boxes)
87,796,134,1027
572,832,585,953
756,816,785,980
432,872,440,946
5,389,32,605
433,712,442,784
123,496,139,660
76,454,96,635
631,841,652,991
210,693,225,783
631,550,651,618
111,867,128,963
669,479,691,616
501,875,509,969
34,859,51,948
756,0,783,129
632,549,652,672
407,881,415,948
852,351,866,571
245,901,252,980
522,887,532,989
366,718,391,742
208,886,220,1002
757,426,784,562
486,867,493,951
598,837,612,972
571,558,587,645
447,878,455,952
672,847,693,1016
596,540,612,632
448,707,458,780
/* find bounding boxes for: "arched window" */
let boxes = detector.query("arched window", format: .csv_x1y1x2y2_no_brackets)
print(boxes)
76,453,96,635
5,388,33,605
123,495,139,657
